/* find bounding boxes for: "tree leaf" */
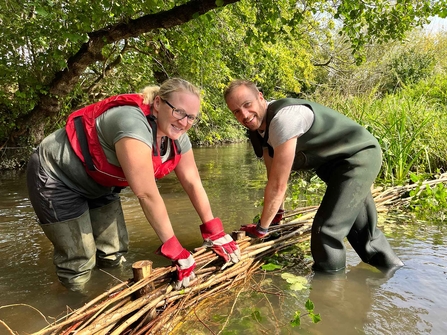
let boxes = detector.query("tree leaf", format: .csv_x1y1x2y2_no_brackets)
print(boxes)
281,273,308,285
310,313,322,324
289,281,307,291
261,263,282,271
305,299,314,311
290,311,301,327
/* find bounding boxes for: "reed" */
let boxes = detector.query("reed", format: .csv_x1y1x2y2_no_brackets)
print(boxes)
332,94,439,184
369,97,432,183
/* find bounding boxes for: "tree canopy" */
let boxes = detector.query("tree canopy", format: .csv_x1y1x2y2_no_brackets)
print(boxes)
1,0,445,148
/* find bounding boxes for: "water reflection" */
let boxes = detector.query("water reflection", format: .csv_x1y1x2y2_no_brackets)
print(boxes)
302,234,447,335
0,143,447,334
306,263,398,335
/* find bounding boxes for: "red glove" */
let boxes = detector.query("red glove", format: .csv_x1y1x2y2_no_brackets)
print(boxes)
240,223,268,238
157,235,196,289
200,218,241,263
271,208,285,225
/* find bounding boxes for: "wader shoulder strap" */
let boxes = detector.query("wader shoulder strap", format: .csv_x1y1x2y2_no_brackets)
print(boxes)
147,115,159,156
74,116,95,171
248,130,264,158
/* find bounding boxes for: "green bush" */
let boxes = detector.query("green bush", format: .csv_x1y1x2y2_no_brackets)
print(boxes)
381,47,435,94
404,74,447,105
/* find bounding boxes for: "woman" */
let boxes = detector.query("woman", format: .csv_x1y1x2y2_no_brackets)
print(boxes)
27,78,240,291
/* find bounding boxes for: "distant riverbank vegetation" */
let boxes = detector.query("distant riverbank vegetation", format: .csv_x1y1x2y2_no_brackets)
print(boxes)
1,1,445,185
312,31,447,185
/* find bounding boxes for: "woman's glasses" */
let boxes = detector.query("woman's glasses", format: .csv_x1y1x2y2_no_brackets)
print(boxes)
161,98,200,125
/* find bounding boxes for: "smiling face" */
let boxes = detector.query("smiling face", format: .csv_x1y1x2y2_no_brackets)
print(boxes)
225,84,267,131
153,91,200,140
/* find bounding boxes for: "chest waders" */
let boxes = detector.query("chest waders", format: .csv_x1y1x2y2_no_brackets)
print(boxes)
26,150,128,290
250,99,403,272
39,197,128,291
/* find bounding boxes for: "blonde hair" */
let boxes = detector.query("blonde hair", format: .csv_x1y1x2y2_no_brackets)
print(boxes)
141,78,201,105
223,79,259,101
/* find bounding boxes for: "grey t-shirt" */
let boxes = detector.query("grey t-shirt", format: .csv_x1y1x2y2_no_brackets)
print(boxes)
263,102,315,149
39,105,192,198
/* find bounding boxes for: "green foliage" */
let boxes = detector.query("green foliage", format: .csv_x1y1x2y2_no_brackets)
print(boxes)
290,299,321,327
290,310,301,327
158,0,321,143
2,0,447,150
314,91,446,184
305,299,322,323
281,273,309,291
382,47,435,93
313,30,447,99
262,245,311,270
252,213,261,223
261,263,282,271
0,0,167,143
250,309,263,322
286,173,326,208
367,98,432,183
409,172,447,222
405,74,447,106
335,0,447,63
205,267,319,333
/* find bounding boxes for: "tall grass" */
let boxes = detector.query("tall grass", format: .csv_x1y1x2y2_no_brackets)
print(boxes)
366,98,431,184
318,92,445,185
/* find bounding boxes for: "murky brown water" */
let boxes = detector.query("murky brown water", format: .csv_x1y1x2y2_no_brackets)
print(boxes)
1,143,446,334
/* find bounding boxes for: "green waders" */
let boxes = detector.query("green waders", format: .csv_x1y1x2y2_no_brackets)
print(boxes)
40,199,129,290
40,210,96,290
90,199,129,267
311,147,404,272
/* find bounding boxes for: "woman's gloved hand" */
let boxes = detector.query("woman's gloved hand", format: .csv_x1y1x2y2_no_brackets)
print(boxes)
200,218,241,264
157,235,196,289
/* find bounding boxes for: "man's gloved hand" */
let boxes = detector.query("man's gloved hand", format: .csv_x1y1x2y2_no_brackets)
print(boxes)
157,235,196,290
200,218,241,264
253,208,285,226
240,222,269,238
271,208,285,225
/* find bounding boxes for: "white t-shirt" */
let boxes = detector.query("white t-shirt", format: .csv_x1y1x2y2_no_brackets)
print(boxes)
265,102,315,148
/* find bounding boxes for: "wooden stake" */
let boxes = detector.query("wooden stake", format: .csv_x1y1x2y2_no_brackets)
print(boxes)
132,260,153,298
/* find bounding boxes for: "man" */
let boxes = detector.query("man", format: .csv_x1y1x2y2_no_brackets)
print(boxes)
224,79,403,272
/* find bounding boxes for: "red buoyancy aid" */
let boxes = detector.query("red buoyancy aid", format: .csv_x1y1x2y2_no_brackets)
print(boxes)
66,94,182,187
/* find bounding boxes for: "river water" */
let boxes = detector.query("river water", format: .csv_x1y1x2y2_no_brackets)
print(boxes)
0,143,446,334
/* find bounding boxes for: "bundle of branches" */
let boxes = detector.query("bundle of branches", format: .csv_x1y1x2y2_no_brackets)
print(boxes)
372,172,447,213
31,214,313,335
28,172,447,334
